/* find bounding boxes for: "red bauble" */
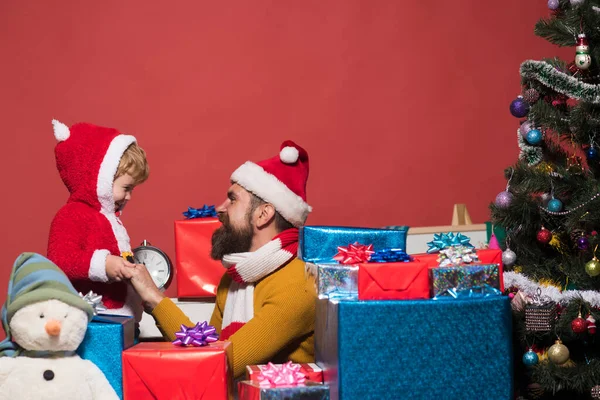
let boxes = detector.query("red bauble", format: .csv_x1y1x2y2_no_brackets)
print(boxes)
572,316,587,334
587,315,597,335
537,227,553,244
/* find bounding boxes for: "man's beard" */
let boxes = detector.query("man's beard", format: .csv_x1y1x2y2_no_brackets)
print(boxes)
210,212,254,260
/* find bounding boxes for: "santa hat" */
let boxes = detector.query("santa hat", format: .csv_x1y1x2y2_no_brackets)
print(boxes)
231,140,312,227
52,119,136,212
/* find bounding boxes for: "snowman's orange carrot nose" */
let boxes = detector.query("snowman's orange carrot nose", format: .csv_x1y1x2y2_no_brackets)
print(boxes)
45,320,61,336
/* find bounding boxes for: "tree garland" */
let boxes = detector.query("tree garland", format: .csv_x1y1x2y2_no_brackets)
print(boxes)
520,60,600,104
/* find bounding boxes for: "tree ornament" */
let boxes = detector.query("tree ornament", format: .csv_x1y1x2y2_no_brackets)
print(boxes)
575,33,592,70
587,314,596,334
572,312,587,333
592,385,600,400
525,288,557,332
502,248,517,267
547,339,570,365
587,245,600,277
547,198,563,212
488,233,500,250
526,129,543,145
586,257,600,276
523,88,540,103
577,235,590,251
537,227,552,244
522,348,539,366
547,0,560,9
495,191,513,208
587,147,599,160
519,120,533,138
510,96,530,118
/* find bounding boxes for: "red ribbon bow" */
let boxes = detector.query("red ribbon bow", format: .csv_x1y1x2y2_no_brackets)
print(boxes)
333,242,374,264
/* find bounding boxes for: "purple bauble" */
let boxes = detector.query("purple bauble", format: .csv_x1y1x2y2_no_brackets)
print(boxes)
495,191,513,208
577,236,590,251
548,0,560,10
520,121,533,138
510,96,530,118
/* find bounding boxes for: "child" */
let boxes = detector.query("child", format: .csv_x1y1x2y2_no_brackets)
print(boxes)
47,119,149,321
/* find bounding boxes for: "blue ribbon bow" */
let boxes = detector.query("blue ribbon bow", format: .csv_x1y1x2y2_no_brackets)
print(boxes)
369,248,413,263
183,205,217,219
426,232,474,254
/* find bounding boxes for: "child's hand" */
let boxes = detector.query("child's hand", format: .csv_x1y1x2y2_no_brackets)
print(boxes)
105,255,136,282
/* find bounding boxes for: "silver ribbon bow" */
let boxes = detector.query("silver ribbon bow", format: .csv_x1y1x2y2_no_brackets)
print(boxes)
437,245,480,267
79,290,107,315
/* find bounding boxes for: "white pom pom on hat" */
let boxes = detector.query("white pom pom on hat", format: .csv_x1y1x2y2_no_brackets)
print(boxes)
52,119,70,142
280,146,299,164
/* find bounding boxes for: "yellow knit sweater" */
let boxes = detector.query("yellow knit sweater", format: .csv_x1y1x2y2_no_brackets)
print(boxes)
151,257,316,378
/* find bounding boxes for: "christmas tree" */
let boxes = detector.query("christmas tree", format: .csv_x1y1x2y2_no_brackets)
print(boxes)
490,1,600,399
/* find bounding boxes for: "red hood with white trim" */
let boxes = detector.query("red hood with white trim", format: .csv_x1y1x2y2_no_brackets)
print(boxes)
53,121,136,213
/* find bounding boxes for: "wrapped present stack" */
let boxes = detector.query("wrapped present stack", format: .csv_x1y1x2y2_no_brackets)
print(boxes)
301,226,513,400
175,205,224,297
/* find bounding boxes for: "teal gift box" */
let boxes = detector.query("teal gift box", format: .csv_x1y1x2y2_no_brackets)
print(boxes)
315,296,513,400
299,226,408,263
77,315,136,399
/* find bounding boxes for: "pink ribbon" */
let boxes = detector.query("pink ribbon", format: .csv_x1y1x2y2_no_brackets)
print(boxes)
333,242,374,264
256,362,306,387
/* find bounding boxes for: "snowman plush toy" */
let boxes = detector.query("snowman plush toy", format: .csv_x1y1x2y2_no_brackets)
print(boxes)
0,252,118,400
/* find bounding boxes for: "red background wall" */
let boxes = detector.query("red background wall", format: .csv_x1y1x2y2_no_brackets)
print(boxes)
0,1,564,318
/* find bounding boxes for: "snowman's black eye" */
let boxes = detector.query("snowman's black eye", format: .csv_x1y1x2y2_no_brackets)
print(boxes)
39,314,44,318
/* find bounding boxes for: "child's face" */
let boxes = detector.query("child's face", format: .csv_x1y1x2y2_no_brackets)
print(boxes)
113,172,136,212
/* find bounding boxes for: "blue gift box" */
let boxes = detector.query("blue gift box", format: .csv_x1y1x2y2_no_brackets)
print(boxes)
299,226,409,263
77,315,136,399
315,296,513,400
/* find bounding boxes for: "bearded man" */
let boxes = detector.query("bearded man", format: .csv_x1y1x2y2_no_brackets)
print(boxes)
129,141,316,379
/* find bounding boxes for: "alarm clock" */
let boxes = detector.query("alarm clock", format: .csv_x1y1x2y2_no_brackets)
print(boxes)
132,240,173,290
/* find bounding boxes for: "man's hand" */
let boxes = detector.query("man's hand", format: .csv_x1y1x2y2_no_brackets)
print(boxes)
105,255,136,282
129,264,165,312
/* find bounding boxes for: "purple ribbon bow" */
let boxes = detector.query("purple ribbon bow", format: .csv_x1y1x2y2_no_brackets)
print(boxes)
172,321,219,347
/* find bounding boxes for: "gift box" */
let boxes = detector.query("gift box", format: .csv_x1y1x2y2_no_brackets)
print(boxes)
430,263,501,300
315,296,513,400
299,226,408,263
77,315,136,399
358,261,429,300
306,263,359,299
247,363,323,384
413,248,504,291
238,381,329,400
122,341,232,400
175,217,224,297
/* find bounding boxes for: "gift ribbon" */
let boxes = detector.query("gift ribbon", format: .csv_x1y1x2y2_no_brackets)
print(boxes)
369,248,412,263
333,242,374,264
426,232,474,253
257,362,306,387
79,290,107,315
172,321,219,347
183,205,217,219
436,246,480,267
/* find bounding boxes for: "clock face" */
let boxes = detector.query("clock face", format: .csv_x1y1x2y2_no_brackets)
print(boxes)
133,248,172,289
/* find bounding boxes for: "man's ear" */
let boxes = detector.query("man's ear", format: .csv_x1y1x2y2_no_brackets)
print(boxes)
255,203,276,229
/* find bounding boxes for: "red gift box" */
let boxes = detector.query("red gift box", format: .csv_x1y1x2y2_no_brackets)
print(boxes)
246,363,323,384
122,341,232,400
358,261,430,300
175,218,224,297
412,248,504,291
